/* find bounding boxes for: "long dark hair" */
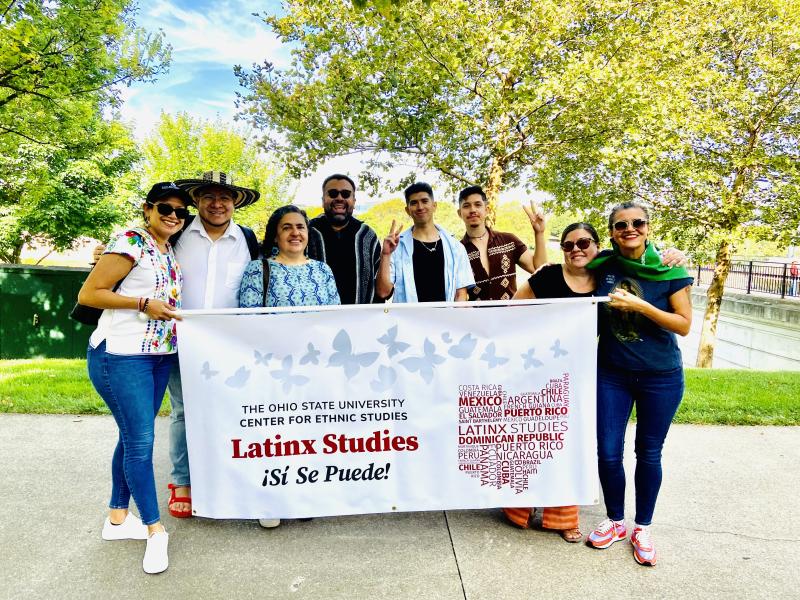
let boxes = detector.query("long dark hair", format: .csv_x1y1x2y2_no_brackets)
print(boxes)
261,205,309,257
561,222,600,245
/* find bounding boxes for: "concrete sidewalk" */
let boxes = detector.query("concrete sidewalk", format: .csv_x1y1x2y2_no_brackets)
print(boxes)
1,414,797,600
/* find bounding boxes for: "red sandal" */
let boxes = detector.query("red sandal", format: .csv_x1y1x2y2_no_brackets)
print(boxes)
167,483,192,518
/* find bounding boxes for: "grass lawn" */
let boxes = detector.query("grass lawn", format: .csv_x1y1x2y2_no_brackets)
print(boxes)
0,359,797,425
0,359,170,416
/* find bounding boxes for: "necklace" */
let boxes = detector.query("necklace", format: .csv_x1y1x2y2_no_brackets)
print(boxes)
467,230,488,240
419,238,440,252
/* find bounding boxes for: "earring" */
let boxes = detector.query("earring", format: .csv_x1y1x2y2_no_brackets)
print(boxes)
271,246,279,257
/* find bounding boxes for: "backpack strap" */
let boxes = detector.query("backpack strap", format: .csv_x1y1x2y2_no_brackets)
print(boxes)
261,258,271,307
240,225,260,260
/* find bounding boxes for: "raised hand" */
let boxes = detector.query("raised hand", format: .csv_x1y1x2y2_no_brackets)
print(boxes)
522,200,546,234
382,219,401,256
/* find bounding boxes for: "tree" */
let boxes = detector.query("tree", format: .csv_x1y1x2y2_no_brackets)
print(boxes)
0,0,169,148
235,0,643,213
0,0,170,263
141,112,293,238
538,0,800,367
0,120,141,262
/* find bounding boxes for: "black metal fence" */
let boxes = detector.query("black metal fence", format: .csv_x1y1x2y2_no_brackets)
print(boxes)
694,261,800,299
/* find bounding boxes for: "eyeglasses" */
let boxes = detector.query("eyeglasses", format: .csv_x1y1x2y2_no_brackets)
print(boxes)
612,218,648,232
326,189,352,199
148,203,190,219
560,238,594,252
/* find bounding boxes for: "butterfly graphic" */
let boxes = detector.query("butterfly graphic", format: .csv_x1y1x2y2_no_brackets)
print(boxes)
480,342,509,369
448,333,478,359
225,366,250,389
370,365,397,392
200,361,219,380
299,343,320,365
328,329,379,379
550,339,568,358
271,356,310,393
254,350,272,365
399,338,446,384
441,332,452,344
377,325,410,358
521,348,543,370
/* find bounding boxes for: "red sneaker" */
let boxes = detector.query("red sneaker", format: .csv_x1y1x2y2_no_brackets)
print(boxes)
631,527,657,566
586,518,627,549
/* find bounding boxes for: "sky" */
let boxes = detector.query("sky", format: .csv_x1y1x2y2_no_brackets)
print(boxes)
120,0,547,209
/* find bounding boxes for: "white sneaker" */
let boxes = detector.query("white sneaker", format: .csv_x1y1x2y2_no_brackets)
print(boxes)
102,513,149,541
258,518,281,528
142,530,169,574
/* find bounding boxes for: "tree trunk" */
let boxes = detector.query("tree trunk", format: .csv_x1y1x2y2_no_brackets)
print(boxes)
695,239,733,368
484,155,506,227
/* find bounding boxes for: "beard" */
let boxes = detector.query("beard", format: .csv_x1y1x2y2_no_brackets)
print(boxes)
324,204,353,226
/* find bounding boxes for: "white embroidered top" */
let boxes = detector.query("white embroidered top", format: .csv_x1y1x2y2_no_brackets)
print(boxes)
89,228,182,355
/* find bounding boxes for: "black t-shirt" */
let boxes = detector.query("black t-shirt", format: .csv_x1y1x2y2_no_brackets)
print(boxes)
528,264,594,299
412,239,446,302
314,219,358,305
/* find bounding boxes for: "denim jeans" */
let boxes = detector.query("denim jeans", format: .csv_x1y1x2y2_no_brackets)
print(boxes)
167,360,191,486
87,341,176,525
596,366,684,526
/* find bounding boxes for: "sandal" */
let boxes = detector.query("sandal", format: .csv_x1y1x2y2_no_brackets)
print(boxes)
167,483,192,518
560,527,583,543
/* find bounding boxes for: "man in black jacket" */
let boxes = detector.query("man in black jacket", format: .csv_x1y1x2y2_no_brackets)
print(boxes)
307,174,383,304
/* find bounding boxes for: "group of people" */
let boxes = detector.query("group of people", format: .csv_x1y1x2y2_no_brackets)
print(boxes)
78,170,692,574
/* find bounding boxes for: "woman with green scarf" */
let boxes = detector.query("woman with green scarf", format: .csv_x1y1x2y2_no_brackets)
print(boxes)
584,201,693,567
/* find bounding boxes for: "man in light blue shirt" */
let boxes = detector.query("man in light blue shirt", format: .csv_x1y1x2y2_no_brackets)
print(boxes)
376,182,474,302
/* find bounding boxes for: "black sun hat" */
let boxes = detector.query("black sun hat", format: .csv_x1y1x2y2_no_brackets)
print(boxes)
174,171,260,209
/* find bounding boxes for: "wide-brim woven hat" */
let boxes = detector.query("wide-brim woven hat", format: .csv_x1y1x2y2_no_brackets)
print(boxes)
174,171,260,209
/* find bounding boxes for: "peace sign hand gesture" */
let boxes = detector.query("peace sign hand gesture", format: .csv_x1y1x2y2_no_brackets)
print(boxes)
382,220,401,256
522,200,546,234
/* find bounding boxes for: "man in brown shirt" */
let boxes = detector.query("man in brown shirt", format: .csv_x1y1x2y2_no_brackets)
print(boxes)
458,185,547,301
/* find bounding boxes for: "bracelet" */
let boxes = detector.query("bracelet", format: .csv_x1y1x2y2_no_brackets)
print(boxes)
137,297,144,312
142,298,150,314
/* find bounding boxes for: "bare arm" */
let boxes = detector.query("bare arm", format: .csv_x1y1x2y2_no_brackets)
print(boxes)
518,200,548,272
375,220,399,299
78,253,180,321
608,285,692,336
512,280,537,300
455,287,468,302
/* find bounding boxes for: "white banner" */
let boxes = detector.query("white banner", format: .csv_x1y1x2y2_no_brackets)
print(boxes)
177,299,599,519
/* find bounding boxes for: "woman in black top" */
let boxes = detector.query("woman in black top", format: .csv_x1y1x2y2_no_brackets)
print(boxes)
514,223,599,300
502,223,599,542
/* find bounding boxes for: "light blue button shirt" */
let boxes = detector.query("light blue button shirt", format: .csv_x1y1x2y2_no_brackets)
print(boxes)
389,224,475,303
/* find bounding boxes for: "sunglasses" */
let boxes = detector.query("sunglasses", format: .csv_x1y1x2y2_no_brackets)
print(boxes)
612,218,649,232
326,189,352,199
148,203,190,220
560,238,594,252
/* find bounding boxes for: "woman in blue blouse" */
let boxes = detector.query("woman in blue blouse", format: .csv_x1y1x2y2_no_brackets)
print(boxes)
239,205,339,528
239,205,341,309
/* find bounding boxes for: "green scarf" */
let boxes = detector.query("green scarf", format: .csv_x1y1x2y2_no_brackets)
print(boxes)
587,241,691,281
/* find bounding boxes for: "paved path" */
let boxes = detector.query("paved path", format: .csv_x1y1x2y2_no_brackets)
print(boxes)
1,415,797,599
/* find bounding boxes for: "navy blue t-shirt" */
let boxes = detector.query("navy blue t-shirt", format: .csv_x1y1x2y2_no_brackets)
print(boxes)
595,263,693,372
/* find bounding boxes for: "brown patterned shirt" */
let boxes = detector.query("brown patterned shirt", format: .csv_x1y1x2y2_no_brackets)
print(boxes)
460,229,527,301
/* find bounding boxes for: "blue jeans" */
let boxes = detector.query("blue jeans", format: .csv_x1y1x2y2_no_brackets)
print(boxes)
87,341,176,525
167,360,190,487
596,366,684,526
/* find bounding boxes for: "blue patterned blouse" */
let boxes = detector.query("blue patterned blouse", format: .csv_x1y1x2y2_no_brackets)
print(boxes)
238,258,341,308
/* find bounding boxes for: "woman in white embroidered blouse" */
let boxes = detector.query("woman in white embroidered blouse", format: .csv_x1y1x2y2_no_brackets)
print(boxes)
78,182,189,574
